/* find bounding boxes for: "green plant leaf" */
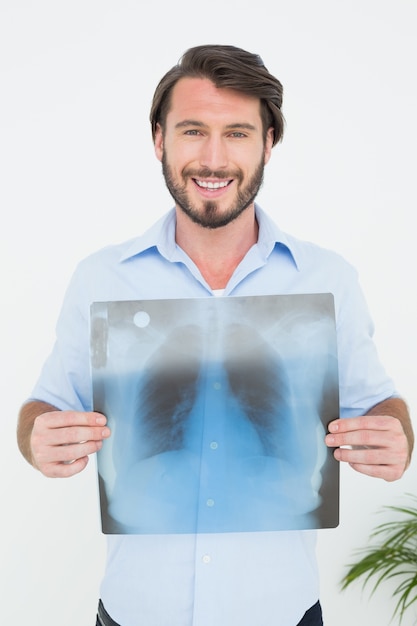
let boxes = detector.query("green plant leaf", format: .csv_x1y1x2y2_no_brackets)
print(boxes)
341,494,417,623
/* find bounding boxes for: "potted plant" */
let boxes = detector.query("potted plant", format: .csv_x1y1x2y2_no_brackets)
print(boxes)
341,494,417,624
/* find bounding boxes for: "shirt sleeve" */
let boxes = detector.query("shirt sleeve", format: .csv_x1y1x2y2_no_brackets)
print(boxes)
335,264,397,418
29,263,93,412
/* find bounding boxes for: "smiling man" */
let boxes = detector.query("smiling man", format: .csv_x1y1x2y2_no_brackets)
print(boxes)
17,45,413,626
156,77,272,230
155,77,273,289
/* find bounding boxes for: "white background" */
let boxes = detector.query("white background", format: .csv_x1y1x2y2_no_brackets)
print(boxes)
1,1,416,624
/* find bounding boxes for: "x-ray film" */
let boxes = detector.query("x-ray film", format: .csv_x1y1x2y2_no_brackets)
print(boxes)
91,294,340,534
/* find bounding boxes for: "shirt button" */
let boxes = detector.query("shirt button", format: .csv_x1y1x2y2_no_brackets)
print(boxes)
206,498,215,507
202,555,211,564
210,441,218,450
213,382,221,390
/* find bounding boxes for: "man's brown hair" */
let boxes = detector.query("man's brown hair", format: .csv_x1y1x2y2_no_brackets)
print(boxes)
150,44,285,146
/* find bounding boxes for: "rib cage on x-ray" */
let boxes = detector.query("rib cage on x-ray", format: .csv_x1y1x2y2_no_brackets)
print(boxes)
135,325,202,460
91,294,340,534
135,323,291,460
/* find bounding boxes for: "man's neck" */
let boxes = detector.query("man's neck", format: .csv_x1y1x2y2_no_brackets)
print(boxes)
175,206,259,290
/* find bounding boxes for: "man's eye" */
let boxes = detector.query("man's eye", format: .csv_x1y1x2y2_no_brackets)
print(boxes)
185,130,201,136
230,132,246,138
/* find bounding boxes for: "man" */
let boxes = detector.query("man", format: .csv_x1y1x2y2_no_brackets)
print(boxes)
17,45,413,626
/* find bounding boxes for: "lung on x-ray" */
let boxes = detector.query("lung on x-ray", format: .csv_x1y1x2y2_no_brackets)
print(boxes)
91,294,340,534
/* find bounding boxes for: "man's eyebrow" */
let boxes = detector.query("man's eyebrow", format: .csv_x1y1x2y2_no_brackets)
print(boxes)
175,120,206,129
174,120,257,131
225,123,257,131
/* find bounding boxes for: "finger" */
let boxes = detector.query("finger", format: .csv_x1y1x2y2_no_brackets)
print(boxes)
41,455,91,478
333,446,409,481
326,416,406,450
36,439,105,465
43,424,111,446
328,415,400,434
347,462,406,482
32,411,111,447
325,428,401,450
35,411,107,430
333,445,402,467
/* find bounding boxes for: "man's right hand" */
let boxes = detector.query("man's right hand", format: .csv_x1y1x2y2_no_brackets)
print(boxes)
17,401,111,478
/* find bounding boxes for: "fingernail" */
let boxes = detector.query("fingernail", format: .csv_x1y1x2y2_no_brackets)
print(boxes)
96,416,106,425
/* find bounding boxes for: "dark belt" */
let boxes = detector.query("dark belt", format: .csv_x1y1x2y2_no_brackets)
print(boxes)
96,600,121,626
296,600,323,625
97,599,322,626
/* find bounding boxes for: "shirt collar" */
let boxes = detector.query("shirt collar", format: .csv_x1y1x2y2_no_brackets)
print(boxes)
254,205,300,269
119,205,299,270
119,210,177,262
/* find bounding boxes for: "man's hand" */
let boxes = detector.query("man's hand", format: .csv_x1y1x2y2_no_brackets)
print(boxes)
31,410,111,478
325,414,410,482
18,401,111,478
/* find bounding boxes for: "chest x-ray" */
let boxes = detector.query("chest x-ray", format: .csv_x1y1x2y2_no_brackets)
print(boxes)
91,294,340,534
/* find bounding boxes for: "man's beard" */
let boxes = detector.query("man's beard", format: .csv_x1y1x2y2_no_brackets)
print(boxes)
162,155,265,229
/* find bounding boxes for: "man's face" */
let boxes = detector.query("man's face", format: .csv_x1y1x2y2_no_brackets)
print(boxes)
154,77,273,229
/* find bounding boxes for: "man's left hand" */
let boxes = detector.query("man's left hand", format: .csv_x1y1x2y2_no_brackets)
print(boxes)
325,414,410,481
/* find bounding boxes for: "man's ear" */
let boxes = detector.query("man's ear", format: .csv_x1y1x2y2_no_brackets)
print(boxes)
154,123,164,162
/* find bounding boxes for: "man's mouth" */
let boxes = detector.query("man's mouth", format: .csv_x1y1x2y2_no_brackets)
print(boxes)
194,179,232,190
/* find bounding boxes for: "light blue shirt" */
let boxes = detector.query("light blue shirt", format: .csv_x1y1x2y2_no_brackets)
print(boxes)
31,205,396,626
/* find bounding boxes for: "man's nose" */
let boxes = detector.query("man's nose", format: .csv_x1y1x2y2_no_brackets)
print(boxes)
198,136,228,171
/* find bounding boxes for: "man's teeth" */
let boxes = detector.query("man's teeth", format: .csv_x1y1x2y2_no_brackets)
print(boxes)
195,180,230,189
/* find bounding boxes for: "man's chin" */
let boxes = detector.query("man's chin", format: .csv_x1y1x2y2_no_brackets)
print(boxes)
178,202,250,230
